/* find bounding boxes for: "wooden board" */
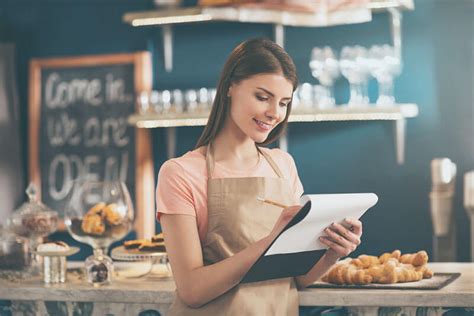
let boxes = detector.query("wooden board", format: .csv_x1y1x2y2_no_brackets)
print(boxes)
309,273,461,290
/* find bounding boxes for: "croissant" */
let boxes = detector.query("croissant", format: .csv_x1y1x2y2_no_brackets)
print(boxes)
365,264,385,283
103,203,122,225
378,250,401,264
366,260,397,284
88,202,106,215
415,264,434,278
81,213,105,235
351,255,379,269
394,264,424,283
321,250,433,285
322,261,372,285
399,251,428,267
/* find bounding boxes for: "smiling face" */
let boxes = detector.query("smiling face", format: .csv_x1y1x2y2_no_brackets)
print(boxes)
227,73,293,144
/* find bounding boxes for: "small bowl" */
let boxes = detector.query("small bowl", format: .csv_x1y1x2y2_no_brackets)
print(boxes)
150,255,173,279
114,260,153,278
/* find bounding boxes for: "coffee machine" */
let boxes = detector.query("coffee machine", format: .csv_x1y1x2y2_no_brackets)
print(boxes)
464,171,474,262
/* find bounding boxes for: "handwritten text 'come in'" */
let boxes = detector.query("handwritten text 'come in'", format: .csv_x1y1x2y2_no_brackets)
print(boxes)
44,72,134,201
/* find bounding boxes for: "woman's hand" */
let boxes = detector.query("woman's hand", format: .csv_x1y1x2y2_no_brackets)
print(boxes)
267,205,302,242
319,218,362,262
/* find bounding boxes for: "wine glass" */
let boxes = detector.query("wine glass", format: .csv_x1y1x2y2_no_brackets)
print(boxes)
309,46,340,109
172,89,184,114
184,89,198,113
161,90,172,114
149,90,162,114
65,180,134,285
340,45,370,107
368,45,402,106
197,87,209,113
297,83,314,111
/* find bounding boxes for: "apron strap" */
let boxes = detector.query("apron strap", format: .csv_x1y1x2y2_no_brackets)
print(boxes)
206,143,215,179
206,143,284,179
258,147,284,178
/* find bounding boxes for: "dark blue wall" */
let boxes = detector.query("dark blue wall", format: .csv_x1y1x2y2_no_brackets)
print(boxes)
2,0,473,261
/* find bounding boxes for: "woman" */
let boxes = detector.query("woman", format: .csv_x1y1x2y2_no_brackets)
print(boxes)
156,38,362,315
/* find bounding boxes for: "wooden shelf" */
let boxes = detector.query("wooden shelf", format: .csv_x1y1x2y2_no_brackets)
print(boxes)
128,104,418,128
123,0,414,28
122,1,416,164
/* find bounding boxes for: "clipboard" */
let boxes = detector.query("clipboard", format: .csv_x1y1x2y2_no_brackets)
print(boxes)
241,193,378,283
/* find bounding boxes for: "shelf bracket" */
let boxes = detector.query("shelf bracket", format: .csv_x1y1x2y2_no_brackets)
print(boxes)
388,7,402,58
167,127,177,159
273,23,289,151
274,23,284,47
162,24,173,72
389,7,404,164
394,118,406,165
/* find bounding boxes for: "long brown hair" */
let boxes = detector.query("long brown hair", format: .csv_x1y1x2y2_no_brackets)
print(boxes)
195,38,298,148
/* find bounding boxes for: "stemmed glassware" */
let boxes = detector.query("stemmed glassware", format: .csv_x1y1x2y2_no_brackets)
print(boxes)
149,90,162,114
297,83,314,110
65,180,134,285
340,45,370,107
368,45,402,106
309,46,340,109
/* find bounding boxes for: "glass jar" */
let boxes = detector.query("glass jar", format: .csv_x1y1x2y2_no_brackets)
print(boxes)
0,225,30,272
8,183,59,247
7,183,58,275
85,249,113,286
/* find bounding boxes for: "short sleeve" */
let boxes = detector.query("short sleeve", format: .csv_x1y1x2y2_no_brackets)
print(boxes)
284,152,304,204
156,160,196,221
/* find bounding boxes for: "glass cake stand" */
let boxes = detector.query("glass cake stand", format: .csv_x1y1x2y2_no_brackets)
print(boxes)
111,246,172,279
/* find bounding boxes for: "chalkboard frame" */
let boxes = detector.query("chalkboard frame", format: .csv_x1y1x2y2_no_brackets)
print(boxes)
28,52,155,238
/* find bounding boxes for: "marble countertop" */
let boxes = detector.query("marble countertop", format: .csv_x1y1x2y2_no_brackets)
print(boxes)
1,263,473,307
299,263,474,307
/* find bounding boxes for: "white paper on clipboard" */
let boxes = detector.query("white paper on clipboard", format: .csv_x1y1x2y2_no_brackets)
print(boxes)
265,193,378,256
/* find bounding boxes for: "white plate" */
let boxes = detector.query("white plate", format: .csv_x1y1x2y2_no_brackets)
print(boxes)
114,261,153,278
111,245,167,261
34,246,80,257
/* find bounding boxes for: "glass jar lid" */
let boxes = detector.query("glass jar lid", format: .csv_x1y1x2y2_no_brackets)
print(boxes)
14,183,56,216
8,183,59,238
0,223,19,243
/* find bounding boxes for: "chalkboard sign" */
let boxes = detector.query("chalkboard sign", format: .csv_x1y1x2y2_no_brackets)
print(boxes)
28,53,155,237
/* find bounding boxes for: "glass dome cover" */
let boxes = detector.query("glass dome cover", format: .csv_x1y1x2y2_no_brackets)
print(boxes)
8,183,59,239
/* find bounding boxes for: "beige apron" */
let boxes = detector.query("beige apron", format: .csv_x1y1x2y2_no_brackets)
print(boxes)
167,144,299,315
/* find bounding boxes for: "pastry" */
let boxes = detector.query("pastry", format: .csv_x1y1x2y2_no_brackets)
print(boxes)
37,241,70,252
138,241,166,252
415,264,434,279
123,239,147,249
350,255,379,269
81,213,105,235
88,202,106,215
103,203,122,225
399,250,428,267
80,202,125,236
393,263,423,283
322,250,433,285
322,259,372,285
378,249,401,264
151,232,164,243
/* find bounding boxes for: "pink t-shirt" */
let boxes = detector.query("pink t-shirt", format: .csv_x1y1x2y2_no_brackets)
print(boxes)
156,147,304,242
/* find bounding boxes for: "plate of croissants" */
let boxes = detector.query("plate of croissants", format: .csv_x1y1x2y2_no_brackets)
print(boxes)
311,250,460,290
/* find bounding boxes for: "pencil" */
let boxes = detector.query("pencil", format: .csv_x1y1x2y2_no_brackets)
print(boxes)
256,197,288,209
